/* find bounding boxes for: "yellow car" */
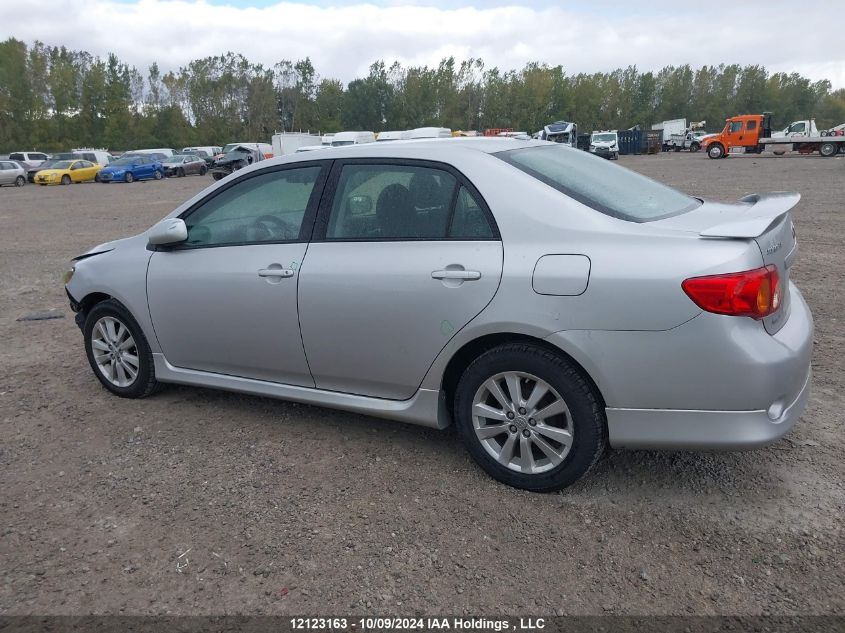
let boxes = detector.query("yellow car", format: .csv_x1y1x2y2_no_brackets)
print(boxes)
35,159,102,186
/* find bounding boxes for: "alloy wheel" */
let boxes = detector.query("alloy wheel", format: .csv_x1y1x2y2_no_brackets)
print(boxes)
471,371,574,474
90,316,140,387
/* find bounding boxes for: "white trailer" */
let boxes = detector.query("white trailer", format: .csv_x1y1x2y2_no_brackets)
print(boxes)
271,133,323,157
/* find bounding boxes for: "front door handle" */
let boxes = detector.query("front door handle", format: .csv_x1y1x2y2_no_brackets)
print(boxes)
258,268,295,278
432,269,481,281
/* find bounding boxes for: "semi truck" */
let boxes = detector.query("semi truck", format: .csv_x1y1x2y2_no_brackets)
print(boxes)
702,113,845,159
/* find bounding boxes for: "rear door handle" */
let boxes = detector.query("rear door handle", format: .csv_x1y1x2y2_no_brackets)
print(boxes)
431,269,481,281
258,268,295,278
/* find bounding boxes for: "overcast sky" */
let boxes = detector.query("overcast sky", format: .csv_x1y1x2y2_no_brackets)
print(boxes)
4,0,844,88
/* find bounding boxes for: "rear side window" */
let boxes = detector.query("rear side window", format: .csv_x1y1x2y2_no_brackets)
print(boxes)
324,163,498,240
9,153,24,161
326,164,457,239
747,120,757,131
497,145,699,222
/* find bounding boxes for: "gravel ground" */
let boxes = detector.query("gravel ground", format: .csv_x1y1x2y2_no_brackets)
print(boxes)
0,153,843,616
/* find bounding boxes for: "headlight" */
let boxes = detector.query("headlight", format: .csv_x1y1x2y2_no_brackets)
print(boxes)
62,266,75,284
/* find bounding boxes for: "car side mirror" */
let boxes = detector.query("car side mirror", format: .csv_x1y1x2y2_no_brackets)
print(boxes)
349,195,373,215
148,218,187,246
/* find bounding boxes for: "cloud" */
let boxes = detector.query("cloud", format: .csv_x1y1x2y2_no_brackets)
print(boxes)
3,0,843,88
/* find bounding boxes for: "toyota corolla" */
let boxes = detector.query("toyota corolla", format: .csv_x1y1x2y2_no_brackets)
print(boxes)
64,138,813,491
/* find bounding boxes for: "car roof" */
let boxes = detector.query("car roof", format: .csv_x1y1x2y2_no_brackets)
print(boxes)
263,137,541,165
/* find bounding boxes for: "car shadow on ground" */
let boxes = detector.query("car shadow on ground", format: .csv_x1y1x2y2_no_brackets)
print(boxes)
155,384,795,501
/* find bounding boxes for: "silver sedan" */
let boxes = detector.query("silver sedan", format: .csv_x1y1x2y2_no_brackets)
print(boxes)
65,139,813,490
0,160,27,187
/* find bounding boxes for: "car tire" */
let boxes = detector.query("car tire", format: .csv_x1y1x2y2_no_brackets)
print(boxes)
819,142,837,158
454,343,606,491
177,168,185,178
690,143,700,153
707,143,725,159
83,299,159,399
94,173,100,183
154,169,163,180
61,175,71,185
125,172,134,183
200,165,208,175
15,176,25,187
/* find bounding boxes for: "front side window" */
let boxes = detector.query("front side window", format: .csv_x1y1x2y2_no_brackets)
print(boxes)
497,145,699,222
790,122,806,133
729,121,743,133
326,164,459,240
184,166,321,247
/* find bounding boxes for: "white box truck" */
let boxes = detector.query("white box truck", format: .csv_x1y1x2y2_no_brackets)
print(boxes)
651,119,687,150
271,133,323,157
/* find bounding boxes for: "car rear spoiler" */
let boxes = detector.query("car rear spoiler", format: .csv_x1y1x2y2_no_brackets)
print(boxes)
699,192,800,238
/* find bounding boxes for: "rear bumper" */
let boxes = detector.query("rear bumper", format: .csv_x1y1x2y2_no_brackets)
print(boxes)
544,282,814,449
606,367,811,449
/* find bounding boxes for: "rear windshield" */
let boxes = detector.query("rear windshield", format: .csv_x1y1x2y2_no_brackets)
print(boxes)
496,145,700,222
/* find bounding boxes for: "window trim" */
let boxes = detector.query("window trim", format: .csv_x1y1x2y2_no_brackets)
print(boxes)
312,158,500,242
169,160,331,250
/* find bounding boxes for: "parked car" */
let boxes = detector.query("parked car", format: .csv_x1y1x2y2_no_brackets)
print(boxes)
64,138,813,492
0,160,27,187
27,153,75,182
9,151,49,169
218,142,272,159
209,146,263,180
34,159,102,185
98,156,165,183
162,154,208,177
182,149,215,166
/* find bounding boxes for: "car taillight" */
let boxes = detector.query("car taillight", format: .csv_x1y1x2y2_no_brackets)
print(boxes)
682,265,781,319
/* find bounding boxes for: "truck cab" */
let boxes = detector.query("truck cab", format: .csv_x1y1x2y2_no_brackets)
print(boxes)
589,130,619,160
772,120,819,138
702,113,772,159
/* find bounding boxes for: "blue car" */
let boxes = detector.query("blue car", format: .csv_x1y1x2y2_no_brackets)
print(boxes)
98,156,165,183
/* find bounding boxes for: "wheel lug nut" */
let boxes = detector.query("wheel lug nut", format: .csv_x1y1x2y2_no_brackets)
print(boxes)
509,425,517,433
506,411,515,420
529,418,536,426
518,407,526,415
522,429,531,438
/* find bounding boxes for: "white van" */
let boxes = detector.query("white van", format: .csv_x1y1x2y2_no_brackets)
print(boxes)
321,134,335,146
127,147,176,158
220,142,273,158
331,131,376,146
409,127,452,139
183,146,221,158
271,133,323,156
72,148,112,165
377,130,412,142
295,145,327,153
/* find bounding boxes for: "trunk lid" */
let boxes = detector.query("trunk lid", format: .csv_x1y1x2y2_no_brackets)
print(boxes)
652,192,799,334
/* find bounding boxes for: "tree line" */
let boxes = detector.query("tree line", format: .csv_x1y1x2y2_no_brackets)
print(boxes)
1,37,844,152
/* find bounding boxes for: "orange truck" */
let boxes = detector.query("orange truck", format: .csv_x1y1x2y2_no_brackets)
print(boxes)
703,113,845,159
701,113,772,159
